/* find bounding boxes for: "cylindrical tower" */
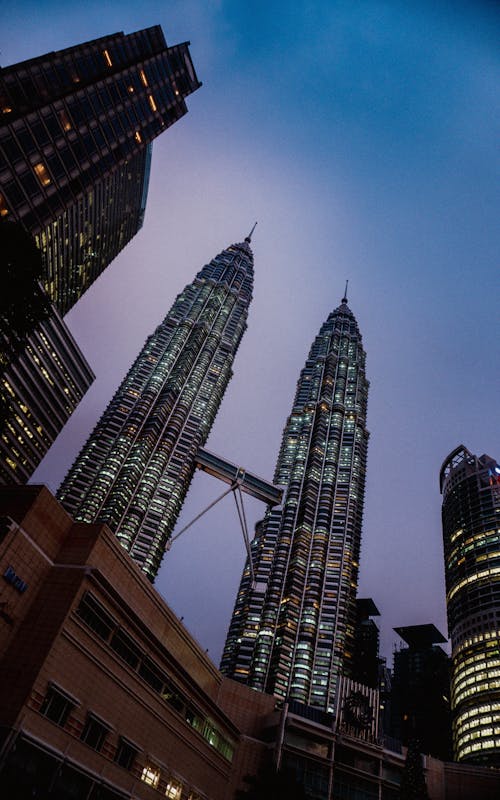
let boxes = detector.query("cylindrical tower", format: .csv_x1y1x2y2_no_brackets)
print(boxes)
221,294,369,712
440,445,500,765
58,234,254,581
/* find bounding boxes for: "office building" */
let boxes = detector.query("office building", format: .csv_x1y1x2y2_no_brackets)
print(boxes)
391,624,452,761
1,486,499,800
440,445,500,765
0,306,94,485
0,220,94,484
0,26,200,484
221,291,370,712
57,233,255,581
0,25,201,313
351,598,380,690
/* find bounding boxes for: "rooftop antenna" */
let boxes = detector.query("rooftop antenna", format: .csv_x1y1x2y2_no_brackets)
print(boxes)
245,221,257,243
342,279,349,303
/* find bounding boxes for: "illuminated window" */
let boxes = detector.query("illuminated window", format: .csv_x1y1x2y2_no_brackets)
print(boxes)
58,109,72,131
148,95,157,112
103,49,113,67
1,106,12,114
141,765,160,788
34,162,51,186
0,193,8,217
134,131,142,143
165,779,182,799
139,69,148,86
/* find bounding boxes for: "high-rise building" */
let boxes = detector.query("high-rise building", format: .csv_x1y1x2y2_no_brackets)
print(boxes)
391,624,452,761
0,25,201,313
0,220,94,484
440,445,500,766
0,306,94,485
57,233,255,582
221,293,369,712
351,598,380,689
0,26,200,485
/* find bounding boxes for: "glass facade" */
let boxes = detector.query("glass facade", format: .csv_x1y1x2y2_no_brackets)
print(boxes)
221,296,369,711
57,236,254,581
440,445,500,765
0,25,201,313
0,307,94,484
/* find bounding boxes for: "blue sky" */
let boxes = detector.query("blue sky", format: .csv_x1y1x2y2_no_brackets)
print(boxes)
3,0,499,663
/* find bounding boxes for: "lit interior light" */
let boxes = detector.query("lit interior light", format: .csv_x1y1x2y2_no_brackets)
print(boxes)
139,69,148,86
0,193,9,217
134,131,142,143
148,94,157,112
34,162,51,186
59,109,72,131
103,49,113,67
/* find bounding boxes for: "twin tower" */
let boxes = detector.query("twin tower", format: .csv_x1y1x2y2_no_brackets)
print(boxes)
58,234,370,712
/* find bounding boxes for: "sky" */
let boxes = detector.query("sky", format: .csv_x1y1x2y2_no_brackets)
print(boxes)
2,0,499,666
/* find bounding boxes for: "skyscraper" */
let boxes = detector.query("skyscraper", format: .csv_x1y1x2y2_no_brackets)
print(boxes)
391,624,452,760
440,445,500,765
0,26,200,484
58,233,255,582
221,293,369,712
0,25,201,313
0,220,94,484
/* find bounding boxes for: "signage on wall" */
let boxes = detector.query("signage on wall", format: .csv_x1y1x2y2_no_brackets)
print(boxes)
3,565,28,593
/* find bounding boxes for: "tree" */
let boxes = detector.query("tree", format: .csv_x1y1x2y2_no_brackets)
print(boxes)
400,739,429,800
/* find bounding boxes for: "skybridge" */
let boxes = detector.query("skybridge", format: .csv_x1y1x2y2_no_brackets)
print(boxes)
166,447,283,587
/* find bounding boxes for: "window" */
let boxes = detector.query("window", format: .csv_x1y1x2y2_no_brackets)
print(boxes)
76,593,115,640
114,737,138,770
141,764,160,788
110,629,141,668
40,685,76,727
80,714,109,751
165,778,182,799
33,162,51,186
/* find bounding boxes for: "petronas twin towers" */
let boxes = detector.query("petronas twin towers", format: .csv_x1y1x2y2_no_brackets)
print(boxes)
58,232,369,710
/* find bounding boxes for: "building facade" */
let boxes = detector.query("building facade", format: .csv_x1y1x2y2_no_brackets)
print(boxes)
351,598,380,690
440,445,500,765
0,26,200,485
0,219,95,485
0,25,200,313
0,485,266,800
391,624,452,761
0,304,94,484
221,294,370,712
57,234,254,581
1,486,499,800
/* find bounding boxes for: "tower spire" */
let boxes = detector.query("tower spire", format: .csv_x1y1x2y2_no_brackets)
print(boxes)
245,222,257,243
342,280,349,304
